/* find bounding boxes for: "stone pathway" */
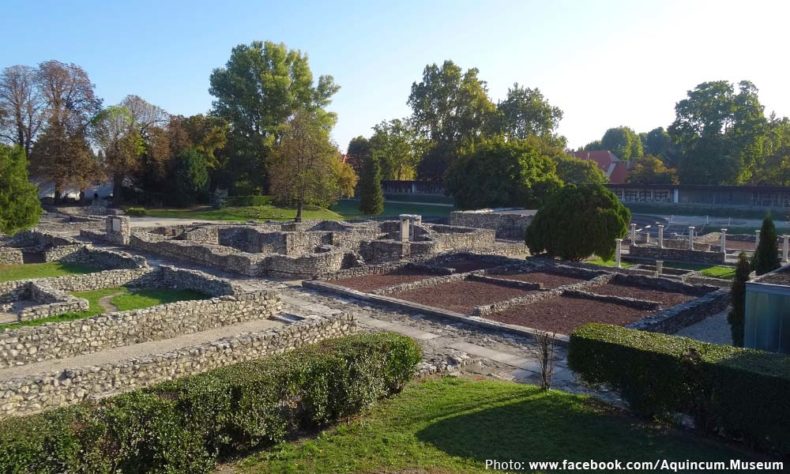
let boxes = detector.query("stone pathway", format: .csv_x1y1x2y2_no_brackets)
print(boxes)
675,309,733,345
96,291,124,313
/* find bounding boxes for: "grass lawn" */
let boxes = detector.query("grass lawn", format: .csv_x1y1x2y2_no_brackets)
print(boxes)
660,262,737,280
0,287,208,331
143,205,345,222
586,256,633,268
0,262,98,283
331,199,454,219
236,378,754,473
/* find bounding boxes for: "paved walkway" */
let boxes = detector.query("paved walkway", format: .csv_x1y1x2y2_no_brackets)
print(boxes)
675,309,733,345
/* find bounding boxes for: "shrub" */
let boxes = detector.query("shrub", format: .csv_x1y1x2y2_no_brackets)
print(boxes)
0,333,421,472
125,207,147,216
568,323,790,456
525,184,630,261
223,195,273,207
359,154,384,215
752,214,780,276
728,253,751,346
0,145,42,235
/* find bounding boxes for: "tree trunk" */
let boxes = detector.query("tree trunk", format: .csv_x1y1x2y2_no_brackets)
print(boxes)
113,174,124,206
295,199,303,222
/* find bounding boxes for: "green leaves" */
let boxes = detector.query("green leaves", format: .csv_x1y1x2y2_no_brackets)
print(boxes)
0,145,41,235
525,184,630,261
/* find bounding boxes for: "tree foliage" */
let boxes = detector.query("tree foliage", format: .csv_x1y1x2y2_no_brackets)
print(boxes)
525,184,630,261
269,110,356,221
0,65,44,157
210,41,339,193
370,119,420,180
445,136,562,210
669,80,767,184
600,126,643,160
627,155,678,185
0,145,41,235
752,215,780,276
174,148,210,206
345,136,370,175
494,83,564,145
553,155,606,185
358,153,384,215
727,252,751,347
642,127,674,164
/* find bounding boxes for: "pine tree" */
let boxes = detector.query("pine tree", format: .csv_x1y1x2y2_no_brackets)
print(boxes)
0,145,42,235
358,154,384,215
752,215,780,275
727,253,752,347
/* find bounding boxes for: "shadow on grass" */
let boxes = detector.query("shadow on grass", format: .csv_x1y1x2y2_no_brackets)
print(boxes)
416,390,752,465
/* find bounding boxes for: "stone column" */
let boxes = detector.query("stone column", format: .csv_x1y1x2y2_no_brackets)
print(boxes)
784,235,789,263
615,238,623,269
630,223,637,243
399,215,410,243
755,230,761,248
720,228,727,254
688,226,695,250
657,224,664,249
106,216,131,245
656,259,663,276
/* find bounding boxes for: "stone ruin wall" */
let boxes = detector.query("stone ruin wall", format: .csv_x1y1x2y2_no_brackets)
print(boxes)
0,314,355,419
449,210,534,240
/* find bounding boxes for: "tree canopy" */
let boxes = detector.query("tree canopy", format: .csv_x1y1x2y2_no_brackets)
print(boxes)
445,136,562,210
525,184,630,261
553,155,607,185
494,83,564,145
627,155,678,185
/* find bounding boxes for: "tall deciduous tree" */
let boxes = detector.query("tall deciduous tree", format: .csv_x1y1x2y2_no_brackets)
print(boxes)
643,127,674,164
445,136,562,210
408,60,495,179
0,66,44,156
728,252,751,347
525,184,630,261
370,119,420,180
345,136,370,175
669,80,767,184
269,110,356,222
0,145,41,235
31,60,102,199
600,126,643,160
210,41,339,193
495,83,564,145
92,105,144,200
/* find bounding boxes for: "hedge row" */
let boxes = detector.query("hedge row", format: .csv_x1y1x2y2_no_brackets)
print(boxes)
0,333,421,473
223,195,273,207
568,323,790,456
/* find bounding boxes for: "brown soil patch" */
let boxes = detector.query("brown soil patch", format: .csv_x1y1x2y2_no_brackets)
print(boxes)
331,269,438,292
392,279,536,314
486,295,652,334
588,283,695,307
496,271,588,289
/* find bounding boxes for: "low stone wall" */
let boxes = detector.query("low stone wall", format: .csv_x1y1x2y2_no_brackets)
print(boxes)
265,250,346,278
449,209,535,240
561,289,660,310
0,289,281,368
629,244,725,264
611,273,717,296
0,314,355,418
627,289,730,333
62,246,147,270
0,248,23,265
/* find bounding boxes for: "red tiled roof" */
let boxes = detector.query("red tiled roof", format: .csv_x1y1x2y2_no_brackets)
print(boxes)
571,150,630,184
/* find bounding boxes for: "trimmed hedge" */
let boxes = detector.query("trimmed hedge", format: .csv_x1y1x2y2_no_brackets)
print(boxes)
0,333,421,473
223,195,273,207
125,207,147,217
568,323,790,456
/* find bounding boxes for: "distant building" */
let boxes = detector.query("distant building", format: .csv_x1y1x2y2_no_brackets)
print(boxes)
571,150,631,184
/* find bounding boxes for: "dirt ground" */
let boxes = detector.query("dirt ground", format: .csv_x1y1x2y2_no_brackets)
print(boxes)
485,295,652,335
587,283,695,307
392,279,536,314
495,271,589,289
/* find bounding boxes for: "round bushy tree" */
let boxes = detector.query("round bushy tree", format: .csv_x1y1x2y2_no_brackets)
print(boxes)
445,136,563,210
0,145,42,235
525,184,630,261
358,154,384,215
174,148,209,207
752,215,780,275
727,252,751,347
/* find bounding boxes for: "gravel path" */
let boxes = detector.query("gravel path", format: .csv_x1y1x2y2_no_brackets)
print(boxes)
675,309,733,345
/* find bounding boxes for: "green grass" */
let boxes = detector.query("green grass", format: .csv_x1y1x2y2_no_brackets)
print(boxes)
331,199,454,219
0,262,99,283
236,378,756,473
0,287,208,331
143,205,345,222
659,262,737,279
586,256,633,268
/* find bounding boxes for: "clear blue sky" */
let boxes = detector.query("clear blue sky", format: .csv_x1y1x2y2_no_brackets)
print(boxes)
2,0,788,151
